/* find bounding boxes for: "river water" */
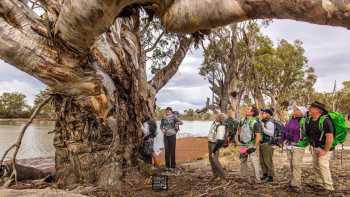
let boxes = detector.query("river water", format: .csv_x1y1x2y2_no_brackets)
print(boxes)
0,120,212,159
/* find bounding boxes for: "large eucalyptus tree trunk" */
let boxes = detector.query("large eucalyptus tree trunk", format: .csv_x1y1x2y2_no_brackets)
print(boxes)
52,16,156,190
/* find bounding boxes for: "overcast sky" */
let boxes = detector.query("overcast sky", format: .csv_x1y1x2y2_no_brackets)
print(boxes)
1,20,350,112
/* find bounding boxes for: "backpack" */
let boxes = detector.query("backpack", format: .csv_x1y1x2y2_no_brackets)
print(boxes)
223,128,230,148
213,123,230,148
148,119,157,138
271,120,284,145
239,118,259,144
296,117,310,148
318,112,349,148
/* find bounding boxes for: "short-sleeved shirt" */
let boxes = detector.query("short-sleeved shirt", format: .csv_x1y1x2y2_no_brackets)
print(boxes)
305,116,334,148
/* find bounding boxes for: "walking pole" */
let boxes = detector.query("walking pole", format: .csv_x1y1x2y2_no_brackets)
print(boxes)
341,143,344,168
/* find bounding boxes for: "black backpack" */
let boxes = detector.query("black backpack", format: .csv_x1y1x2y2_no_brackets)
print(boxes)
272,120,284,145
147,119,157,138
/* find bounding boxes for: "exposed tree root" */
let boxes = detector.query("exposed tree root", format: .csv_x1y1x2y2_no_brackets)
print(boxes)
0,96,52,187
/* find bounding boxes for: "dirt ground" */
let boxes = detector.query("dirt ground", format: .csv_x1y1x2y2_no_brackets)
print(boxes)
130,145,350,197
5,138,350,197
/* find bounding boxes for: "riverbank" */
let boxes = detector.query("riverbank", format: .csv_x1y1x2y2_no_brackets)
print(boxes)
9,137,210,172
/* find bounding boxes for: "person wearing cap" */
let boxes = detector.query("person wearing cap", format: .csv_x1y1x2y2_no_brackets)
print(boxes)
281,105,309,192
259,108,275,182
160,107,183,171
238,105,263,183
305,101,334,191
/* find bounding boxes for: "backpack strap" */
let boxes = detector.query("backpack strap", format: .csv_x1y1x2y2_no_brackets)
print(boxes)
318,115,327,141
248,117,258,142
248,118,257,131
299,117,306,139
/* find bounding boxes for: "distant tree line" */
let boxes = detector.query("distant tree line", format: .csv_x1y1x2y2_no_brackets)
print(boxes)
0,90,53,119
198,21,350,121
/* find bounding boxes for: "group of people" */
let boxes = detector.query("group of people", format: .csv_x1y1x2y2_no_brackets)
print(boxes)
141,107,182,171
141,101,342,193
207,101,338,192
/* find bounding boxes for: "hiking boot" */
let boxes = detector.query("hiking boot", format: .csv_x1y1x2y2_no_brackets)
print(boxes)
265,176,273,183
287,185,301,193
209,176,220,182
261,174,268,181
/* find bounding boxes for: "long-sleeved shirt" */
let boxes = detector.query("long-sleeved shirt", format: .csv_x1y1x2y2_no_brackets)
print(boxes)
160,114,183,136
261,119,275,144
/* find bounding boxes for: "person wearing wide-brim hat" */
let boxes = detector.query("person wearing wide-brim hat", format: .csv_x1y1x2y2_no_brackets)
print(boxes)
305,101,335,191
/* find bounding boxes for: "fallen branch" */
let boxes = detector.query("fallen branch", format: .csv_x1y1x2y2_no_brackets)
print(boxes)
0,96,51,186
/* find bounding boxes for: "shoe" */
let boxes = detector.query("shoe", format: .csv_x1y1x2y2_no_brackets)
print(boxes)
261,174,268,180
210,176,220,182
266,176,273,182
164,167,171,172
287,185,301,193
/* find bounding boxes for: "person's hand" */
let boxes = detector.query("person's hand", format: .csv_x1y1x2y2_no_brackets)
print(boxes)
319,149,327,157
211,152,216,157
161,129,165,133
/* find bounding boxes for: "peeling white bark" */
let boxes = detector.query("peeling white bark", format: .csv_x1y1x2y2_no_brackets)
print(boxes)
53,0,141,52
161,0,350,33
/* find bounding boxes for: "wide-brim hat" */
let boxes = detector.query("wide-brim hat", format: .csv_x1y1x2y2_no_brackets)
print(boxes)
309,101,328,113
293,105,308,116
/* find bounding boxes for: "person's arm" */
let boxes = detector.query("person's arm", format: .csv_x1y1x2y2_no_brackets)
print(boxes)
319,118,334,156
160,119,164,129
263,121,275,137
254,122,262,148
323,134,334,152
255,133,261,147
160,119,166,133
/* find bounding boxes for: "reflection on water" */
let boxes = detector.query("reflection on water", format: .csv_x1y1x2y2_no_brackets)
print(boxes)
0,120,55,159
154,121,211,153
0,120,212,159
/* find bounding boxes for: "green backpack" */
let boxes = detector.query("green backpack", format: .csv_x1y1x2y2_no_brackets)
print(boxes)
317,112,349,148
296,117,310,148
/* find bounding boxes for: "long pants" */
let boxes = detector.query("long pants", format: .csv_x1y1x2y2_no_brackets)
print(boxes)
240,148,262,182
208,142,225,178
312,148,334,191
286,147,305,188
164,135,176,168
259,143,274,177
